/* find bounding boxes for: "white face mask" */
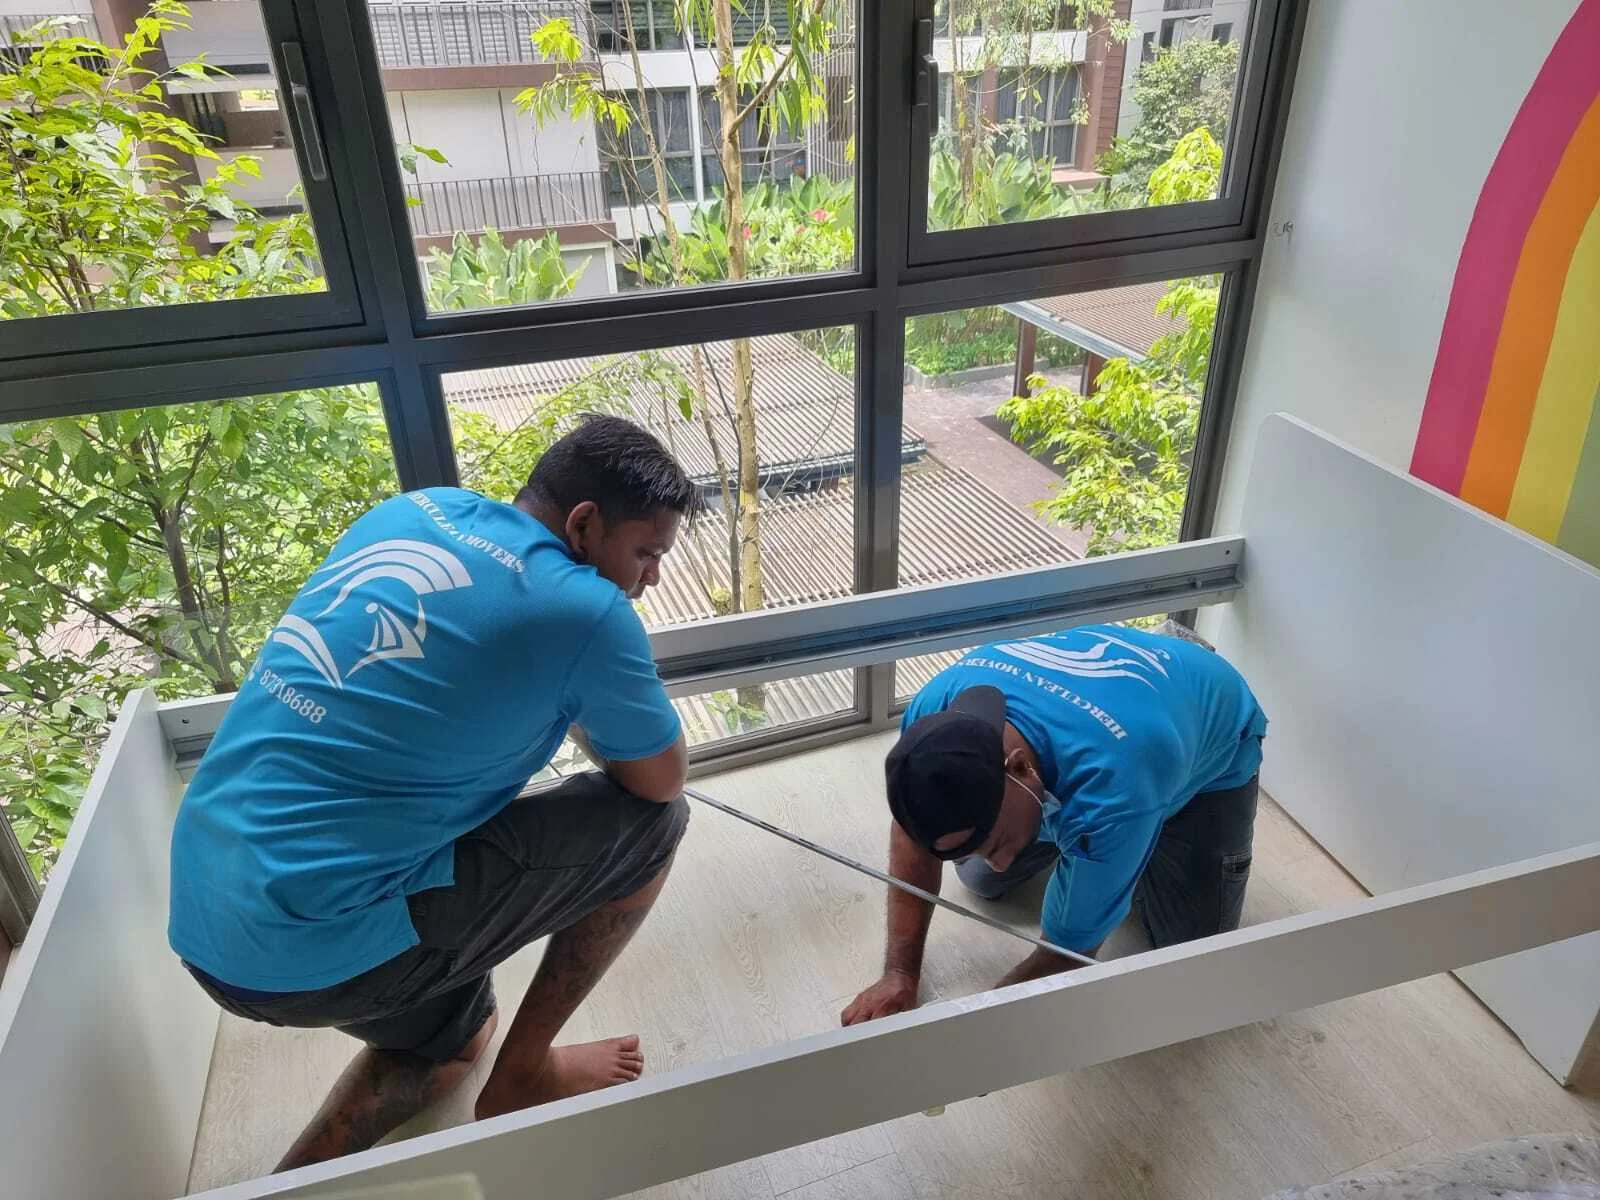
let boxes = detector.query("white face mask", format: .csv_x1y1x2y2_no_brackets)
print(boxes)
1010,765,1061,819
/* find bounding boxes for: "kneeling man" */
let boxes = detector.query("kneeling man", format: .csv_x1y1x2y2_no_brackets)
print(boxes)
844,624,1267,1024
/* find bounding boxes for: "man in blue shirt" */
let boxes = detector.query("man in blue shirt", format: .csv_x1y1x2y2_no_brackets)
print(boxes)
842,624,1267,1025
170,416,696,1168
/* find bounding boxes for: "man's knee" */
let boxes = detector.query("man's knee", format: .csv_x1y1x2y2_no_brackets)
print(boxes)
455,1008,499,1064
612,793,689,908
955,856,1011,901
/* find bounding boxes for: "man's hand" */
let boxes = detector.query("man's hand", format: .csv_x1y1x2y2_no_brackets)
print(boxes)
841,969,919,1026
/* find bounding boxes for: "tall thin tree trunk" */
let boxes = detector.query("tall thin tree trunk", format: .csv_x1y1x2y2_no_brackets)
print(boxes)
712,0,767,719
133,431,235,690
712,0,764,620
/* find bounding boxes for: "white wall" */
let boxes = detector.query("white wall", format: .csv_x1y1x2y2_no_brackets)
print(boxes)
1213,415,1600,1082
0,0,92,17
163,0,270,67
1208,0,1579,538
390,90,598,181
391,91,515,182
504,90,599,176
564,243,615,299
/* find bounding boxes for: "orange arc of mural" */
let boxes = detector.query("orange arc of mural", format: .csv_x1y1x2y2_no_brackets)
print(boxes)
1458,96,1600,518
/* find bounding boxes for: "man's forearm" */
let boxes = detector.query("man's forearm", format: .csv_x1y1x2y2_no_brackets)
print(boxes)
994,944,1097,990
884,822,941,978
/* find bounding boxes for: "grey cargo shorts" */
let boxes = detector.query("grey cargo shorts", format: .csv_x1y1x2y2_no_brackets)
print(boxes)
187,771,689,1062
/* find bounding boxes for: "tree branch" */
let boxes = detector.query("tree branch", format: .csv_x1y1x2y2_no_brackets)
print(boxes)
0,550,209,674
173,430,213,514
12,469,167,552
731,0,830,134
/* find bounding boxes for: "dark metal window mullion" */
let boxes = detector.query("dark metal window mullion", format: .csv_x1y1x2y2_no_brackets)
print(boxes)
305,0,453,491
857,0,914,726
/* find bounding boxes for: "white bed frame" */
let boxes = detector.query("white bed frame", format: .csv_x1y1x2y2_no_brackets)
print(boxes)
1,416,1596,1200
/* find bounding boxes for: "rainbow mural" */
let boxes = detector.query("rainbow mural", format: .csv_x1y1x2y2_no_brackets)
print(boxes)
1410,0,1600,568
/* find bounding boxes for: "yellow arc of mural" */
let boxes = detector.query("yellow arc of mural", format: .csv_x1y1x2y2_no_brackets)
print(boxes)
1506,199,1600,540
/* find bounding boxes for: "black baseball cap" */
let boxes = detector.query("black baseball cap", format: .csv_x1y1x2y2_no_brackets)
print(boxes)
885,685,1008,860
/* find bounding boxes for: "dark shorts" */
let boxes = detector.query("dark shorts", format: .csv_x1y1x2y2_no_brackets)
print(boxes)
955,774,1259,950
188,772,689,1062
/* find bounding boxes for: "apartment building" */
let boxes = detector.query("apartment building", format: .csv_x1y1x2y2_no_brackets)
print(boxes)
4,1,1196,290
1119,0,1249,132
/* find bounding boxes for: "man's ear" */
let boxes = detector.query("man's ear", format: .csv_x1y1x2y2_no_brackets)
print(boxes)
564,500,601,560
1003,745,1030,773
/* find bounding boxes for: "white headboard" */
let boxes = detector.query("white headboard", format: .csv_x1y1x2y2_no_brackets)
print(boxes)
1211,414,1600,1081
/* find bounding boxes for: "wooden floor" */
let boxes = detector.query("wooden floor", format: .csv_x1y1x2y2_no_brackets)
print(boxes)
187,732,1600,1199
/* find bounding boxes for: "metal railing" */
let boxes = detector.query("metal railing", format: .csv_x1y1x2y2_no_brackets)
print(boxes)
367,0,595,68
404,171,610,236
1,13,101,71
0,12,93,41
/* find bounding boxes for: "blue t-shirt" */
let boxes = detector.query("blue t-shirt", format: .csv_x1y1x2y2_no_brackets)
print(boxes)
169,488,682,992
904,625,1267,952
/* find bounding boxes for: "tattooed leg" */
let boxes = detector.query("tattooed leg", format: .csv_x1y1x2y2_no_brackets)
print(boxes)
275,1009,498,1172
473,856,674,1121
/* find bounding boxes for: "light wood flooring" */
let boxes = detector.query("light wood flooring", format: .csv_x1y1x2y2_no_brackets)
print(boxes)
187,732,1600,1198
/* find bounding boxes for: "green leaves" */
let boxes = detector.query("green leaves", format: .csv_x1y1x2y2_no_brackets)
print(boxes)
928,146,1073,232
1099,38,1240,194
98,524,130,583
396,141,449,177
0,5,319,317
50,419,86,458
0,379,401,878
421,229,587,312
530,17,585,63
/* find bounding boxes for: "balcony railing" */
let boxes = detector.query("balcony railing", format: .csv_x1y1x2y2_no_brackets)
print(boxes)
367,1,595,68
0,12,94,42
405,171,610,237
2,12,103,71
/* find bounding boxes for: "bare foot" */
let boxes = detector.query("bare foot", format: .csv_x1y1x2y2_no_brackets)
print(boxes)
475,1035,644,1119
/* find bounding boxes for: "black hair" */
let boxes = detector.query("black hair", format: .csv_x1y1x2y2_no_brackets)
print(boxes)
518,413,697,524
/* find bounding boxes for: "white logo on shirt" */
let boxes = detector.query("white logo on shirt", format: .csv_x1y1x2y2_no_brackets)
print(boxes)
994,633,1170,690
267,539,474,690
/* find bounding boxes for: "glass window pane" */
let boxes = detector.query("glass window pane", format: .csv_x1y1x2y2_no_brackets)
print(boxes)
370,1,859,313
1,3,328,321
926,0,1252,231
444,326,858,623
675,668,855,748
442,327,858,737
0,384,398,880
897,271,1223,582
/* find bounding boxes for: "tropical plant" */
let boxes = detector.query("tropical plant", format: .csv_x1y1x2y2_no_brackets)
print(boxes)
1000,129,1223,554
421,228,589,311
519,0,837,642
928,147,1072,230
0,2,320,317
1098,37,1240,195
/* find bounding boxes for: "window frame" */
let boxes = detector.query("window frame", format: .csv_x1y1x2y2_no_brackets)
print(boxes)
0,0,1310,919
0,0,372,363
904,0,1293,268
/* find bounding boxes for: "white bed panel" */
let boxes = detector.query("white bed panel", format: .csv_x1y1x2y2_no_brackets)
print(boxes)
1211,414,1600,1081
0,689,219,1200
193,842,1600,1200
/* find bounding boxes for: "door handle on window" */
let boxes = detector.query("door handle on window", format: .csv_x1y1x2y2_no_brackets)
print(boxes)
280,41,329,183
914,17,939,136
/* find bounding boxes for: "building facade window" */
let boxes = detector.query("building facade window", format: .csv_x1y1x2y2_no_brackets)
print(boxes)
602,88,695,206
731,0,792,46
700,89,806,194
995,67,1081,166
592,0,684,52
